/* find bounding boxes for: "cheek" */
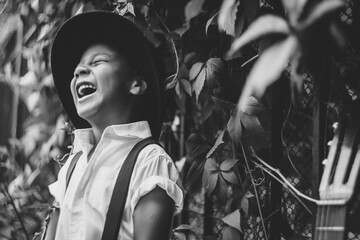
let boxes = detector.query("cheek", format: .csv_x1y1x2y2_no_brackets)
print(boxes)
70,77,77,101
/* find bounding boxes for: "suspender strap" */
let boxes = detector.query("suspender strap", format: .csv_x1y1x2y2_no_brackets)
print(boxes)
101,137,158,240
65,151,83,190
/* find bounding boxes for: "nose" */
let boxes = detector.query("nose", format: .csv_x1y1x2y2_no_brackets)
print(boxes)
74,65,90,78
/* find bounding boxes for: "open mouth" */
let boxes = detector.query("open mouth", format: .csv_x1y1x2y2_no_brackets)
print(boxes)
76,83,97,98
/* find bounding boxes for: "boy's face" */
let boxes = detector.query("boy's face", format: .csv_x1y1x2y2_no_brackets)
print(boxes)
70,43,133,123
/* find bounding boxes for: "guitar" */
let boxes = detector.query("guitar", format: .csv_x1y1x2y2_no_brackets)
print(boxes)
315,108,360,240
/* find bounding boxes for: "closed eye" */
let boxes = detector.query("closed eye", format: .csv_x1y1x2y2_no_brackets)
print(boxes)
92,58,108,66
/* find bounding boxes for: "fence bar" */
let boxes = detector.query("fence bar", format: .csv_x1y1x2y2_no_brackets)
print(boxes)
269,77,286,240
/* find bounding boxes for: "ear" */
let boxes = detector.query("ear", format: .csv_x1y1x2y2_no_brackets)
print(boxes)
129,78,147,95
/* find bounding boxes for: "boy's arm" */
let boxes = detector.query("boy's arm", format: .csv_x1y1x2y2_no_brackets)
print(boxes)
133,186,175,240
43,208,60,240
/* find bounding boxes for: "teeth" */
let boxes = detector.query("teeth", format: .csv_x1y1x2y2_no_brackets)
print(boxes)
77,84,96,98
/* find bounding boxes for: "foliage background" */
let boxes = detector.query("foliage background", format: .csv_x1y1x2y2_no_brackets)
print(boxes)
0,0,360,240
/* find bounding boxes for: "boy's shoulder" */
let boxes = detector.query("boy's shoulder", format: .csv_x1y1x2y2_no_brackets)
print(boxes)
136,143,173,166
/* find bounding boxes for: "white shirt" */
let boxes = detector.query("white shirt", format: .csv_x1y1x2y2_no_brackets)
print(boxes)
49,121,183,240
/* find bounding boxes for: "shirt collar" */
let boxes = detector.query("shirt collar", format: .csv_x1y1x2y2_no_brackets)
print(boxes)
71,121,152,155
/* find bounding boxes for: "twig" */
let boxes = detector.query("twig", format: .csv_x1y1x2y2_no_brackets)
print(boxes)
152,8,180,89
0,0,8,15
232,142,245,192
253,161,313,214
281,101,302,177
241,55,258,68
251,151,320,205
240,142,269,240
1,183,29,240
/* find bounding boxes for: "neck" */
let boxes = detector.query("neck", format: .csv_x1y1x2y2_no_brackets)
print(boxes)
88,112,144,146
314,203,347,240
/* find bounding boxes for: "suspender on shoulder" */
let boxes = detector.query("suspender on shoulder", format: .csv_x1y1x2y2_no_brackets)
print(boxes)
65,137,158,240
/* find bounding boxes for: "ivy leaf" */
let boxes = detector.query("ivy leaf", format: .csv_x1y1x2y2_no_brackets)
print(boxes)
227,109,243,147
223,210,242,232
242,96,265,115
189,62,204,81
180,79,192,96
237,36,298,112
185,0,205,21
185,133,211,162
200,96,214,121
214,174,229,203
220,159,239,184
207,130,226,158
220,158,238,171
176,79,192,97
206,11,219,35
191,58,224,102
240,191,254,216
192,66,206,102
206,58,224,89
222,226,241,240
204,158,219,172
202,158,219,194
299,0,345,29
241,114,263,133
228,15,290,56
218,0,240,36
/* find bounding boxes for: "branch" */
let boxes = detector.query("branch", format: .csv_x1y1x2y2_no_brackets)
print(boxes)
240,142,269,240
152,8,180,89
251,150,320,205
1,183,29,240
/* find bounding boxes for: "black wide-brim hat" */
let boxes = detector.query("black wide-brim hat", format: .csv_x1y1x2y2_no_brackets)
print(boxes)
51,11,162,139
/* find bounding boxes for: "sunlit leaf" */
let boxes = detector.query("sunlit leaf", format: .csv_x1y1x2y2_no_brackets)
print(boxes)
206,11,219,35
189,62,204,81
223,210,242,232
222,172,238,185
218,0,240,36
282,0,308,25
299,0,345,29
241,191,254,215
220,158,238,171
207,130,226,158
185,0,205,21
192,66,206,102
228,15,290,56
237,36,298,112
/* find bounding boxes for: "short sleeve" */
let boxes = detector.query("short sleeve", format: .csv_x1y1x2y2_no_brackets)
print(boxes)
129,146,183,215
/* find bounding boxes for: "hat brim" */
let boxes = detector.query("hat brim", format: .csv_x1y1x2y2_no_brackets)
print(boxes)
51,11,161,138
